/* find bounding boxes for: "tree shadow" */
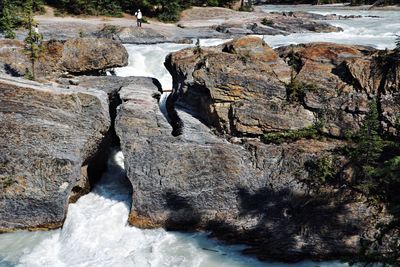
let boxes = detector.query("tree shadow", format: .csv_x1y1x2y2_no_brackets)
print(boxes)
206,187,362,262
163,190,201,231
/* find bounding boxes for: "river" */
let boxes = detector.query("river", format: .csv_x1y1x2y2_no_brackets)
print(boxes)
1,5,397,267
261,4,399,49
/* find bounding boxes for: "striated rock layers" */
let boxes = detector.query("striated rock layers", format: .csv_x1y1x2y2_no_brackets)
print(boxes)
0,76,110,232
113,36,400,261
0,38,128,80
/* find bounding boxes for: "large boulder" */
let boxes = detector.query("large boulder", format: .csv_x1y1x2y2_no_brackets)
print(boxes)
60,38,128,73
165,36,315,135
166,37,398,139
0,76,110,231
115,78,387,262
0,38,128,80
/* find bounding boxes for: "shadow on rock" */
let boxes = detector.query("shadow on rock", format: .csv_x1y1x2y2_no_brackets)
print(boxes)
206,187,361,262
163,190,201,231
166,93,184,137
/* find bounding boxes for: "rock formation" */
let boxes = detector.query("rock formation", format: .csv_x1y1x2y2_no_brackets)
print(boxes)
0,38,128,80
113,36,399,261
166,37,399,138
166,36,316,136
112,36,400,261
114,73,390,262
0,34,398,263
178,7,343,38
0,76,110,232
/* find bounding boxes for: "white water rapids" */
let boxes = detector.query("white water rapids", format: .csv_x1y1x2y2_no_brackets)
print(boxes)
261,4,399,49
1,5,398,266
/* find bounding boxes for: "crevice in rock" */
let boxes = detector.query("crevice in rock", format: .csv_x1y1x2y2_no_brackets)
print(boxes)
166,91,184,137
332,62,363,91
69,87,123,202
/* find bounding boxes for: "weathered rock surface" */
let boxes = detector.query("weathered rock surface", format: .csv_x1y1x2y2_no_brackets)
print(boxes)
165,36,316,136
0,38,128,80
60,38,128,73
278,43,400,136
156,37,399,260
0,76,110,231
178,6,343,38
0,39,27,77
115,76,387,262
167,37,399,138
96,26,169,44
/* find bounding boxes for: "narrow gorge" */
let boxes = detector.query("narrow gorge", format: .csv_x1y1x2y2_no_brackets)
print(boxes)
0,4,399,266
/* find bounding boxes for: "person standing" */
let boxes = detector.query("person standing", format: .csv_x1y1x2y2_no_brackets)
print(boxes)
135,9,142,27
33,24,42,44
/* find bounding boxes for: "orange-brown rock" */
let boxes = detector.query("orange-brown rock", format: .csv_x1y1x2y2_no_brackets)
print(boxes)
166,36,314,135
278,43,399,137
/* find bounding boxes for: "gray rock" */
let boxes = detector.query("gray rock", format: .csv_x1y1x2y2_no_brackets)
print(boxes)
380,93,400,135
115,76,386,262
246,23,288,35
0,38,128,80
61,38,128,73
0,76,110,232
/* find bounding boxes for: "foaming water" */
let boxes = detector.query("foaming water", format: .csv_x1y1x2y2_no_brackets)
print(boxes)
115,39,228,89
261,5,400,49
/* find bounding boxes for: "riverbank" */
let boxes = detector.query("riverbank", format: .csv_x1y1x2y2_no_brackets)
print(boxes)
6,5,347,44
255,2,400,10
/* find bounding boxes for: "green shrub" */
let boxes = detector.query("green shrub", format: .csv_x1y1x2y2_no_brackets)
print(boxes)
261,125,321,144
350,99,383,166
101,24,119,35
286,48,302,72
305,156,335,188
207,0,220,6
0,176,16,189
141,17,149,24
23,0,45,81
46,0,123,17
286,78,318,103
239,5,253,12
53,9,66,17
0,3,16,39
340,99,400,264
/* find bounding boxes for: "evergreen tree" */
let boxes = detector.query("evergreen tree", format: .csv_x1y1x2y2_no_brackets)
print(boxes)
23,0,44,80
0,0,16,39
395,35,400,56
351,99,384,167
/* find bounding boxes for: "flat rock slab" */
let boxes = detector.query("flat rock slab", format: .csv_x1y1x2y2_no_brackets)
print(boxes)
0,76,110,231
